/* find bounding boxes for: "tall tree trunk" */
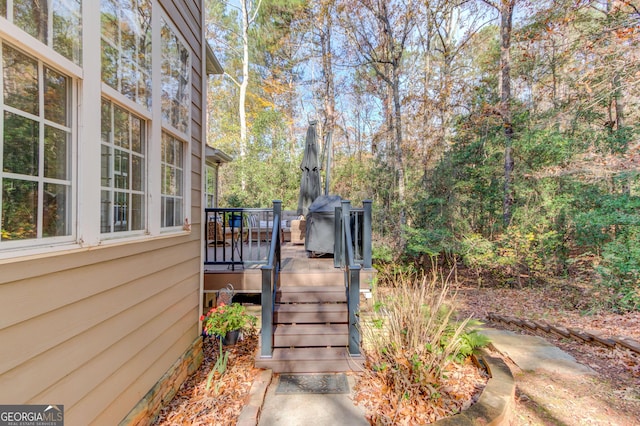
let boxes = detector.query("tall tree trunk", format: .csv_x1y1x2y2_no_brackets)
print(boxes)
238,0,263,191
320,1,336,189
239,0,250,190
613,72,625,129
392,65,406,227
499,1,515,227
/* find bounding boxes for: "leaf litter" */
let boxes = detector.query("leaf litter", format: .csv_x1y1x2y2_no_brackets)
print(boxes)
154,279,640,425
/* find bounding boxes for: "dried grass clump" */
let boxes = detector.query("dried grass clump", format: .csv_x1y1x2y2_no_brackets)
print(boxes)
359,268,487,424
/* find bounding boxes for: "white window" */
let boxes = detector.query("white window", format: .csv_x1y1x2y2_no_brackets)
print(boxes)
0,41,73,243
160,16,190,136
100,0,152,109
161,132,183,228
1,0,82,65
1,1,195,251
159,16,190,229
100,98,146,234
205,165,216,208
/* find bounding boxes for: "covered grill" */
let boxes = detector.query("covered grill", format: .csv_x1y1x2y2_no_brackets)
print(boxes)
305,194,342,255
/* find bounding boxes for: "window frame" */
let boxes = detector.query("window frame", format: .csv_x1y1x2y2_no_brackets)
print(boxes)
100,0,152,110
157,10,191,232
1,1,83,66
160,129,185,230
99,95,149,238
0,38,78,250
0,0,197,255
205,164,217,209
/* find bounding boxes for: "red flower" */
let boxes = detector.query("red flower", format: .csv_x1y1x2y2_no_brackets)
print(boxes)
200,315,205,321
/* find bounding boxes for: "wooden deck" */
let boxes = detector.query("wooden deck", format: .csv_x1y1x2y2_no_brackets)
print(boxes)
203,242,373,373
204,242,360,292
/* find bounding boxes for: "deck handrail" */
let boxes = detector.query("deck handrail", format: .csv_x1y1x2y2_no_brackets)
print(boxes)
333,200,373,269
260,200,282,358
204,207,276,269
340,200,362,357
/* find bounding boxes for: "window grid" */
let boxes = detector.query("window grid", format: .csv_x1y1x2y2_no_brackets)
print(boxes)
1,1,195,251
1,41,72,243
161,131,183,228
100,0,152,110
205,165,216,208
1,0,82,65
100,98,146,235
160,16,190,138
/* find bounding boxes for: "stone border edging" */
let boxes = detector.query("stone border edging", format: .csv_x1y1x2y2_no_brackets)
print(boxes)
434,350,515,425
487,313,640,354
237,369,273,426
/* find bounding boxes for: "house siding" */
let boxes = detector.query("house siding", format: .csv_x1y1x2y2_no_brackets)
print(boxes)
0,0,206,424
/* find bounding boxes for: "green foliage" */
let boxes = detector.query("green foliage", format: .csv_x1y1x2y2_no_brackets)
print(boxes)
455,329,491,362
372,242,395,264
596,226,640,313
459,234,496,272
515,130,576,169
206,338,230,393
201,303,257,337
218,108,301,209
405,226,457,261
441,320,492,363
595,126,634,155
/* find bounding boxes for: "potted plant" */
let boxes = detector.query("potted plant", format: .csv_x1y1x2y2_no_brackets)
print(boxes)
226,212,243,228
201,302,257,345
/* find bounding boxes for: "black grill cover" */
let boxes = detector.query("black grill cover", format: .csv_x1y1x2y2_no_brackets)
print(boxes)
305,195,342,254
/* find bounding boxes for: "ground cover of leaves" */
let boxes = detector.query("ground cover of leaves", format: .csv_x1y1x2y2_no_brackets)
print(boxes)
353,356,488,425
153,333,261,425
154,278,640,425
455,278,640,425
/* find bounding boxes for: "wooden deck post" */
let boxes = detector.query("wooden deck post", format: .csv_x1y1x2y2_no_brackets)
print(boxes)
363,200,372,269
260,265,273,358
341,200,361,356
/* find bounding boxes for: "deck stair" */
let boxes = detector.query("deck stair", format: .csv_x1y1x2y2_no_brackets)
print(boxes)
256,282,365,373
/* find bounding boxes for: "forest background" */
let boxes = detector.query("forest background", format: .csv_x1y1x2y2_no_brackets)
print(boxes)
205,0,639,313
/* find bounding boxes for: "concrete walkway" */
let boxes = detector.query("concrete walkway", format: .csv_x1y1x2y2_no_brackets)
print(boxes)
257,374,368,426
480,328,596,375
242,327,596,425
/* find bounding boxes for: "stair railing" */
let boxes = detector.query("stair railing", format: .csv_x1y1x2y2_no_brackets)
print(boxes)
334,200,373,270
339,200,362,356
260,200,282,358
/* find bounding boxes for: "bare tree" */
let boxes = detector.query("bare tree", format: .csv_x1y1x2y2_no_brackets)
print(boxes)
338,0,417,232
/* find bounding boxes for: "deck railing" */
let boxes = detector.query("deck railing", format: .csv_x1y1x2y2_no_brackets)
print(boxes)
338,200,362,356
260,201,282,358
334,200,372,270
204,206,279,270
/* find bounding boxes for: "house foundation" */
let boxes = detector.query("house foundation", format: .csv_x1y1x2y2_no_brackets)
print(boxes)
119,337,204,426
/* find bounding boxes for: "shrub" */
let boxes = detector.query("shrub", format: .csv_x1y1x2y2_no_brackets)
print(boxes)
595,226,640,312
360,269,489,423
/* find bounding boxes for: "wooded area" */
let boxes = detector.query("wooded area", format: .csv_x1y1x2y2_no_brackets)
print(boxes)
206,0,639,312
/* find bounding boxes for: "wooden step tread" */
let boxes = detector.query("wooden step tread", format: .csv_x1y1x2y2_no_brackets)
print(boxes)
278,286,345,293
275,304,347,313
274,324,348,347
274,324,348,335
274,303,348,324
277,286,346,303
255,347,365,373
271,347,353,360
